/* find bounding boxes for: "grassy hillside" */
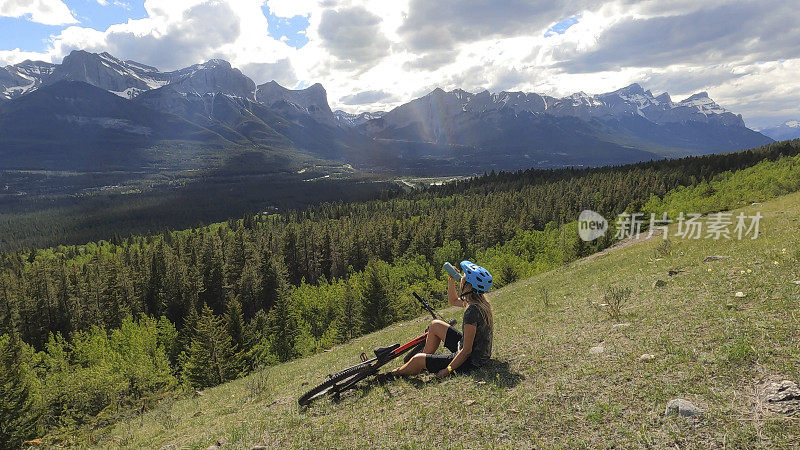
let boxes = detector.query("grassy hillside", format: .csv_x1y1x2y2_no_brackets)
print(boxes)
93,190,800,448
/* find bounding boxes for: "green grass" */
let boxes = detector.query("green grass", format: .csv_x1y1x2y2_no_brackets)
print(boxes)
90,192,800,448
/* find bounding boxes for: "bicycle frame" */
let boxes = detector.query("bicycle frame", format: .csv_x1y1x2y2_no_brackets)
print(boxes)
299,291,453,405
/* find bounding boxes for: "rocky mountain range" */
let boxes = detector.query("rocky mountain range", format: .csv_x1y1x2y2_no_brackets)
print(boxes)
0,50,775,173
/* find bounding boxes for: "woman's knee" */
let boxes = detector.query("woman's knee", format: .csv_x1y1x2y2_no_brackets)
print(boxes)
411,353,427,369
429,320,449,338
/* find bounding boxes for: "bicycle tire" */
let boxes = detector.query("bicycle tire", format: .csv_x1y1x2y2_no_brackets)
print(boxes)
298,362,374,406
403,342,425,363
333,366,377,394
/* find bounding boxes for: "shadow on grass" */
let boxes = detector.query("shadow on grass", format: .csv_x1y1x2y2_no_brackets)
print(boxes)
299,359,525,412
466,359,525,388
396,359,525,390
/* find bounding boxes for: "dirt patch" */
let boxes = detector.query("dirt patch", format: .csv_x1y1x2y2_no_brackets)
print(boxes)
580,229,664,264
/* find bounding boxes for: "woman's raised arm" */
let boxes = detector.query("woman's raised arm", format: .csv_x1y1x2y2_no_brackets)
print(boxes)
447,276,464,307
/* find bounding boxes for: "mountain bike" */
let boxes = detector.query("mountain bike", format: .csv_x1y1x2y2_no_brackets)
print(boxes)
298,292,455,406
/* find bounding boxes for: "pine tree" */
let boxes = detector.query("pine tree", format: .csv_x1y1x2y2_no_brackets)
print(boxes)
336,284,362,342
361,261,394,333
145,242,166,317
0,331,40,447
225,228,248,294
266,291,299,362
201,237,226,314
225,298,245,349
259,250,288,313
182,305,238,389
282,226,303,285
0,275,18,337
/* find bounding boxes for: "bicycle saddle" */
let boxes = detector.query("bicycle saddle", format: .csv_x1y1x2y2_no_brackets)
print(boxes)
373,343,400,359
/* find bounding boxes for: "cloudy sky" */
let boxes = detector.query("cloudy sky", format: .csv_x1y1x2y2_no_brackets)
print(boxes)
0,0,797,128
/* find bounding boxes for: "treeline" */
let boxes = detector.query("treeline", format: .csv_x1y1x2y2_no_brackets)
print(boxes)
644,151,800,217
0,170,399,252
1,139,799,443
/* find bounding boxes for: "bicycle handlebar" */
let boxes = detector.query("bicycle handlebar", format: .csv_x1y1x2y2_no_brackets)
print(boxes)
412,292,439,320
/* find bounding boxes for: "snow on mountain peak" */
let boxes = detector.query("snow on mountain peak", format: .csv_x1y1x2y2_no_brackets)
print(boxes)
786,120,800,128
678,92,728,115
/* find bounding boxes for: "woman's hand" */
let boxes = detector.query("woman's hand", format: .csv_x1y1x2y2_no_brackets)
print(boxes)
436,368,450,378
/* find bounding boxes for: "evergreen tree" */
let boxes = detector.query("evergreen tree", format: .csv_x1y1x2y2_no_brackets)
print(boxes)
0,331,40,447
225,298,247,372
237,263,260,320
201,237,226,314
266,291,299,362
282,226,303,285
259,250,288,314
145,242,166,316
182,305,238,389
361,261,394,333
336,284,362,342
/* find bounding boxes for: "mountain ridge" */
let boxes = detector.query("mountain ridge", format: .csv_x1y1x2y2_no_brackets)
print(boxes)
356,84,770,159
0,50,775,173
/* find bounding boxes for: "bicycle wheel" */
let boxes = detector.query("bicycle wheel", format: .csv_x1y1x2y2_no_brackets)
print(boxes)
298,361,374,406
403,342,425,363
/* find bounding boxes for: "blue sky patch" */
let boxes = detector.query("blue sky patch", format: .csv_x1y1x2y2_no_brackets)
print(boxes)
0,1,147,54
545,16,579,37
263,6,309,49
71,1,147,32
0,18,63,53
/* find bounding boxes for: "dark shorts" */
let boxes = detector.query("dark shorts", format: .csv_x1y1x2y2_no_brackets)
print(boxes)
425,325,475,374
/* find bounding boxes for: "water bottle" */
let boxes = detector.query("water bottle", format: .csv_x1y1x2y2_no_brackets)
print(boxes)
443,262,461,280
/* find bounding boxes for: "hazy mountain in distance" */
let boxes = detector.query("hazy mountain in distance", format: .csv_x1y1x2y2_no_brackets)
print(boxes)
255,81,336,126
760,120,800,141
359,84,772,158
334,110,386,127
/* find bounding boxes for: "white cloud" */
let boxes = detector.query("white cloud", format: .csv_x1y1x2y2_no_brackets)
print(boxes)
0,0,77,25
316,6,390,70
46,0,295,80
0,48,54,66
265,0,317,18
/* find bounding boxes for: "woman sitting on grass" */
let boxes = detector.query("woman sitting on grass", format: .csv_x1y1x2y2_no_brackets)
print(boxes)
383,261,494,379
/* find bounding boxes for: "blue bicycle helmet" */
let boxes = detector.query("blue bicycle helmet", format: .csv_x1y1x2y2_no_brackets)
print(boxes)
460,260,493,294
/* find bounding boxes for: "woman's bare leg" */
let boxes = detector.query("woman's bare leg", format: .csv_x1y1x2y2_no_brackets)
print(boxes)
392,353,427,376
391,320,450,377
422,320,450,354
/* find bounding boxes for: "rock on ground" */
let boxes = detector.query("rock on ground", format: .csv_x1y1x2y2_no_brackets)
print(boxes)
665,398,704,418
703,255,729,262
759,378,800,416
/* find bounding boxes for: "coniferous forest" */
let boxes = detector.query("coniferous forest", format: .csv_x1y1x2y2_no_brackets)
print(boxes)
1,140,799,444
